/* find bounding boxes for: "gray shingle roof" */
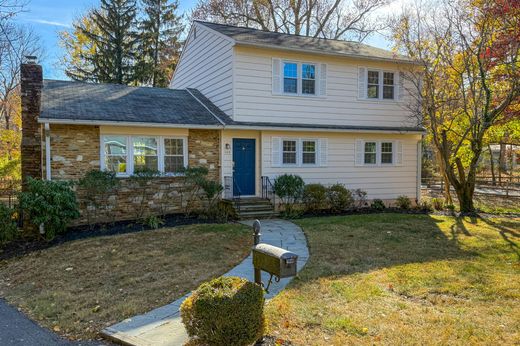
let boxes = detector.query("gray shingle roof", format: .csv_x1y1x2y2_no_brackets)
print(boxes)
196,21,413,63
40,80,224,126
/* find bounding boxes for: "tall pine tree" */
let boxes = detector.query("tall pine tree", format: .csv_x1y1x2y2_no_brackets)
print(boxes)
82,0,138,84
137,0,183,87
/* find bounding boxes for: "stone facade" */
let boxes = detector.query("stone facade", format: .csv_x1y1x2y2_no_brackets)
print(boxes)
20,62,43,185
48,124,221,225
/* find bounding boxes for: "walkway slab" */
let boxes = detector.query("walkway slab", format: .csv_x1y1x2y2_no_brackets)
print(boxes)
101,219,309,346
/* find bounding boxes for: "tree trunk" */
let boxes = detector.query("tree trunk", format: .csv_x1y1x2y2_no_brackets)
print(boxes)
454,183,475,213
488,144,496,185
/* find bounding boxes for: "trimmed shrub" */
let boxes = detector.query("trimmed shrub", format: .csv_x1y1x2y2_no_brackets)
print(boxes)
371,199,386,211
0,204,18,245
302,183,328,213
274,174,304,216
327,184,354,212
19,177,80,240
396,195,412,209
181,276,265,346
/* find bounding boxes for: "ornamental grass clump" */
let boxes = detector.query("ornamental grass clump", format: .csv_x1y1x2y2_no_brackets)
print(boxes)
180,276,265,346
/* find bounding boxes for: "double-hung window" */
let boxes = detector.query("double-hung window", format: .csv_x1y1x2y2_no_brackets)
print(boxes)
101,135,187,176
283,61,316,95
103,136,128,174
164,138,185,174
302,140,316,164
364,142,377,165
283,62,298,93
133,137,158,172
301,64,316,94
282,140,297,165
381,142,393,164
366,70,396,100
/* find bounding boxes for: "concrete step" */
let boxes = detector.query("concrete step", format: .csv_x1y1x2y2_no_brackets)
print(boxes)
238,211,279,220
237,204,274,212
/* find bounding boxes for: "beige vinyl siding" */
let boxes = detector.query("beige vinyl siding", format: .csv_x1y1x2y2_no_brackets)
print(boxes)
261,131,421,200
171,24,234,116
234,46,416,127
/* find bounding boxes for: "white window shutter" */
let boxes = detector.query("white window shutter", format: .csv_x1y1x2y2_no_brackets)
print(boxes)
319,64,327,96
319,138,328,166
358,67,366,99
272,58,281,94
272,137,281,167
355,139,364,166
398,72,405,101
396,140,403,165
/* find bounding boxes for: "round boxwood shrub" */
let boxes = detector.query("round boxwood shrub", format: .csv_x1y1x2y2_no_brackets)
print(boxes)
303,183,328,213
180,276,265,346
371,199,386,211
326,183,354,212
396,195,412,209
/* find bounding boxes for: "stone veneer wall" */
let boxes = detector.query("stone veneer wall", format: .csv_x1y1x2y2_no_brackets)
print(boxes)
49,125,221,225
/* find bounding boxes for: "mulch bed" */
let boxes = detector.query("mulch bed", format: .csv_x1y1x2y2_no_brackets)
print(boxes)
256,336,293,346
0,213,215,261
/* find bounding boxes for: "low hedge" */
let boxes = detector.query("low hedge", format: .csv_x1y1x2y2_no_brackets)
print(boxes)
180,276,265,346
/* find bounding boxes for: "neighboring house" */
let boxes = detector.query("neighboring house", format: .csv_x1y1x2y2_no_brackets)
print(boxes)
21,21,424,224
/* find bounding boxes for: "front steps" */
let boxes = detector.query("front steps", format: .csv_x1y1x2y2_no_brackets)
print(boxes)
234,197,277,219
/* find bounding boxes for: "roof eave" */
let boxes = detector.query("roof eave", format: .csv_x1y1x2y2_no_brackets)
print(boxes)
38,117,224,129
225,124,425,134
235,41,419,65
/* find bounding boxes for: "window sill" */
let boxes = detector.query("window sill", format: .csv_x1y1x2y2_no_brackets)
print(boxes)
357,98,399,103
272,92,326,99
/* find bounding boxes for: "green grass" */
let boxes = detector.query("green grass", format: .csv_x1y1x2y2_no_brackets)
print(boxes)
266,214,520,345
0,223,250,340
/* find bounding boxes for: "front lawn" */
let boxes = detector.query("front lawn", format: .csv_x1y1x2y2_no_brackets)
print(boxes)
266,214,520,345
0,223,250,341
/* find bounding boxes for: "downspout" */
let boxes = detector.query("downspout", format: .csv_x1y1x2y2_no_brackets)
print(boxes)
416,139,422,204
44,122,51,180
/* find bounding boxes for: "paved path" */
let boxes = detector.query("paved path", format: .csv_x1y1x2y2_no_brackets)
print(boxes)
102,219,309,346
0,299,104,346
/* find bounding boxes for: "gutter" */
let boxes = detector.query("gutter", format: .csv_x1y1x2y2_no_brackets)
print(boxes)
39,117,425,134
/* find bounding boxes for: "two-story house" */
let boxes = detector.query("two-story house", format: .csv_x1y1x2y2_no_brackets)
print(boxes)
171,21,423,204
21,21,423,223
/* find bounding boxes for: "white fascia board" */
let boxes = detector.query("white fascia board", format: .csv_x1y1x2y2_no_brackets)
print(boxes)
224,124,425,134
38,118,224,129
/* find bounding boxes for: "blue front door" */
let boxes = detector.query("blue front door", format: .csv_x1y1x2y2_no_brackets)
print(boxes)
233,138,255,196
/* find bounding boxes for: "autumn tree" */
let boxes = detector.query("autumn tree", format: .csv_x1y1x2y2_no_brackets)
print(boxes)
192,0,389,41
393,0,520,212
136,0,183,87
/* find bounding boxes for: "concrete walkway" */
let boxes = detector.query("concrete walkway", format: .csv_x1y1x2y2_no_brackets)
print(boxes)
102,219,309,346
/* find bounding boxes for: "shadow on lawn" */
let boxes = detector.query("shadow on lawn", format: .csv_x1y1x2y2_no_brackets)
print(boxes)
292,214,480,282
479,217,520,260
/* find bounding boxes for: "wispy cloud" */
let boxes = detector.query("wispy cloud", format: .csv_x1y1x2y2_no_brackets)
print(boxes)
29,19,71,28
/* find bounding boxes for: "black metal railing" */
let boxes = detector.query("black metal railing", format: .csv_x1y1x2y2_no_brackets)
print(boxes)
232,175,242,213
261,176,275,206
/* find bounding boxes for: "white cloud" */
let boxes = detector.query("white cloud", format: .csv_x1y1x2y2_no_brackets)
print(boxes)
29,19,71,28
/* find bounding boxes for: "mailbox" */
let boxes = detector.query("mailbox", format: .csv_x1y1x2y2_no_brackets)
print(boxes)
252,243,298,279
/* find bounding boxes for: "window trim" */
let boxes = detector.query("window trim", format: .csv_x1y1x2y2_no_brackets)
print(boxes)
280,137,319,167
281,60,318,97
282,139,298,166
360,140,397,166
100,134,188,177
364,68,397,101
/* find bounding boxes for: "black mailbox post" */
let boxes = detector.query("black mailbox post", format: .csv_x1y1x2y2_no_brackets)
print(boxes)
251,220,298,292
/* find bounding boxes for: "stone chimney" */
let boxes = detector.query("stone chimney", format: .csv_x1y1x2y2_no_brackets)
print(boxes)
20,56,43,186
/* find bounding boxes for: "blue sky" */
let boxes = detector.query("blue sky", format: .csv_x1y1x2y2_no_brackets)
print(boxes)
15,0,392,80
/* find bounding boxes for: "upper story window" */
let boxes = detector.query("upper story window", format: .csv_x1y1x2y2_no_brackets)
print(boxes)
283,62,298,93
360,67,399,101
101,135,187,176
301,64,316,95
